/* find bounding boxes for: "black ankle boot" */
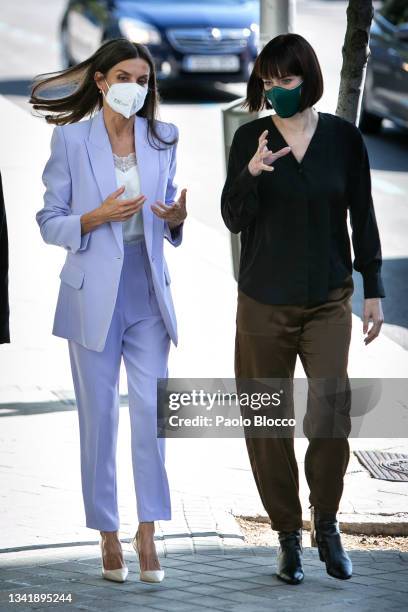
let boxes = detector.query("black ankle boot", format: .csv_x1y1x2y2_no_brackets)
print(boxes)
312,510,352,580
276,529,304,585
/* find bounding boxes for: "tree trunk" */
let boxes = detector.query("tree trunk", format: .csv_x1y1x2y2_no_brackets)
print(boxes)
336,0,374,124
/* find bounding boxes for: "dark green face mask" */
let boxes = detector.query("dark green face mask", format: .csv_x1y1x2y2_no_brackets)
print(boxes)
264,81,303,118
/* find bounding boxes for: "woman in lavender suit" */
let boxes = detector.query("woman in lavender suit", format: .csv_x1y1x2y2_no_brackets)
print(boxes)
30,38,187,584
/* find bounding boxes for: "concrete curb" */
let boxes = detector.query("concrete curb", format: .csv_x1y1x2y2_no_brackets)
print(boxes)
237,514,408,537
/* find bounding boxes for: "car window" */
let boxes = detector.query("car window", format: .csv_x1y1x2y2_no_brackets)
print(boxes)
378,0,408,26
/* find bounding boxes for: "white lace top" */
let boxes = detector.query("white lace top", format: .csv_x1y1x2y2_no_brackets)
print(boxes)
113,152,144,243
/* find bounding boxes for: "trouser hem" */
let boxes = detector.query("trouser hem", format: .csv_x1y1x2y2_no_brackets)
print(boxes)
86,523,120,531
312,505,340,515
138,511,172,522
270,520,303,532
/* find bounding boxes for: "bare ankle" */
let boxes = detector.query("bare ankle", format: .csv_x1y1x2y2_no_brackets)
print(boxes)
100,530,120,541
138,522,154,533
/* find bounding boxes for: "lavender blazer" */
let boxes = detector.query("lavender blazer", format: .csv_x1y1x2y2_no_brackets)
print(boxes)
36,109,183,352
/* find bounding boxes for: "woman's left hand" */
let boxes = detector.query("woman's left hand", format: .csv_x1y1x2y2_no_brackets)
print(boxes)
363,298,384,345
151,188,187,230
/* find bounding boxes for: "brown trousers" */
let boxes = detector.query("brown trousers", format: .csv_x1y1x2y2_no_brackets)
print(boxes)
235,276,354,531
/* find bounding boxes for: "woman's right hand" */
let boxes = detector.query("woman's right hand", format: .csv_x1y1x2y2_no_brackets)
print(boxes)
99,186,146,222
248,129,292,177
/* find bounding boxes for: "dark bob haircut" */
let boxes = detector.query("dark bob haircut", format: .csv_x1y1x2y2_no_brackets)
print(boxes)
242,33,324,113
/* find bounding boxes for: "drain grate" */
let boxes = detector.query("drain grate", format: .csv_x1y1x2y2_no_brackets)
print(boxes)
354,450,408,482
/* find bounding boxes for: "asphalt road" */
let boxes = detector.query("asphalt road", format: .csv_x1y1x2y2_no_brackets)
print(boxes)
0,0,407,349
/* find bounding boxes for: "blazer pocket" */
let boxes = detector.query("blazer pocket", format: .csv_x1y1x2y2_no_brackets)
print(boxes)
59,261,85,289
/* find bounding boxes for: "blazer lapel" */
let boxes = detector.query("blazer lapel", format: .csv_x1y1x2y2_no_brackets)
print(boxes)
85,109,157,256
85,109,121,253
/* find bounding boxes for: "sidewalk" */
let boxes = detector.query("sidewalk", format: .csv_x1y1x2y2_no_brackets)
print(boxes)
1,531,408,612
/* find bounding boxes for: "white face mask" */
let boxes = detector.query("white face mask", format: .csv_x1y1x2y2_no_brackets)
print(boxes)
103,78,148,118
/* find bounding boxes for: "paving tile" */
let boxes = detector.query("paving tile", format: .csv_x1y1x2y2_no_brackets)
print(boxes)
160,558,194,567
194,567,259,580
368,561,408,574
146,600,207,612
347,573,403,588
145,588,237,610
213,587,287,606
208,578,278,591
352,564,397,576
369,551,404,563
369,575,408,591
2,463,408,612
169,563,223,575
179,584,235,598
200,558,270,571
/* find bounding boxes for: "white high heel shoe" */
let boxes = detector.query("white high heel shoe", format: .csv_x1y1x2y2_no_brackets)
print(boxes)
132,530,164,583
100,539,128,583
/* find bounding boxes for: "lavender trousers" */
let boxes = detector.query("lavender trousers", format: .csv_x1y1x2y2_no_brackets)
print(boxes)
68,239,171,531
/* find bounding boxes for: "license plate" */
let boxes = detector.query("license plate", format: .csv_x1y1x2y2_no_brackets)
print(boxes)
182,55,240,72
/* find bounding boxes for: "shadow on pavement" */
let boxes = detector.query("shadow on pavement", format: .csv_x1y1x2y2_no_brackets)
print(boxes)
0,540,407,611
0,394,130,417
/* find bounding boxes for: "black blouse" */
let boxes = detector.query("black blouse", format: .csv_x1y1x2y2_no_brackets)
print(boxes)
221,111,385,305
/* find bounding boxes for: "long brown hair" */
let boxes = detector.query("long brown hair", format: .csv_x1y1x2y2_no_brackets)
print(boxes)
29,38,177,150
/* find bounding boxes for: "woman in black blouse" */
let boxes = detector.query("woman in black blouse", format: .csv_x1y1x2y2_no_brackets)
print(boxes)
221,33,385,585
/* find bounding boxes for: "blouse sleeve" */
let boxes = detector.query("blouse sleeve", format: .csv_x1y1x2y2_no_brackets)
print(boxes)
347,126,385,299
221,127,261,234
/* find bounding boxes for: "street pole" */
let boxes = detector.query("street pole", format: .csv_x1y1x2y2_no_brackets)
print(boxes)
260,0,296,49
